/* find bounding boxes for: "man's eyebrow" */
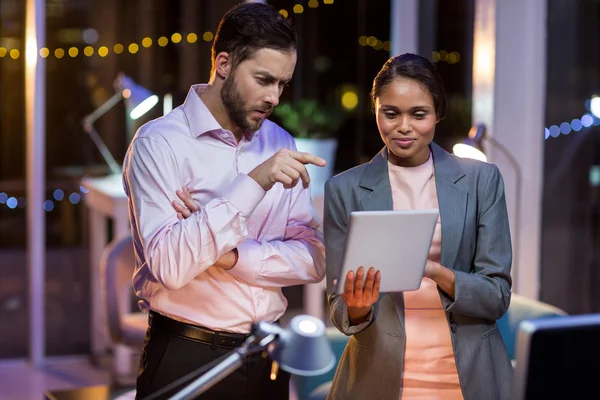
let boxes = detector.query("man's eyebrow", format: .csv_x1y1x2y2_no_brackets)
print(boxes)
255,71,292,84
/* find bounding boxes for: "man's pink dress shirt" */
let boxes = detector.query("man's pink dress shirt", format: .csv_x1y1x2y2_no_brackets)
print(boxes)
122,84,326,333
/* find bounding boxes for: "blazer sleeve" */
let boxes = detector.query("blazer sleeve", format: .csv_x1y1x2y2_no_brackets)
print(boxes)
442,163,513,320
324,179,375,335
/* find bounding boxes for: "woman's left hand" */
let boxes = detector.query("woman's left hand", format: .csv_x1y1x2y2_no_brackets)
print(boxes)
423,260,456,298
172,187,200,220
423,260,439,280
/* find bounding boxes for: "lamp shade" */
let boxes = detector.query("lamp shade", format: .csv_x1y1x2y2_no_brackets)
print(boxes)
117,75,159,120
453,123,488,162
257,315,335,376
453,142,487,162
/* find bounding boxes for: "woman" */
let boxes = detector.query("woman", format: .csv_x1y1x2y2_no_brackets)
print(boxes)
324,53,513,400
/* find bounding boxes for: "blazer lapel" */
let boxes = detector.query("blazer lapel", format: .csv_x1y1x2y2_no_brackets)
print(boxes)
358,148,394,212
431,143,468,270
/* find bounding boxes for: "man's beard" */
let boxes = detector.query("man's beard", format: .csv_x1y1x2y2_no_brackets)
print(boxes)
221,73,263,133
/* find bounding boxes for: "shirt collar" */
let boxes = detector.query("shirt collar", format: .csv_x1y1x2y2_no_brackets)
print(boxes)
182,84,224,138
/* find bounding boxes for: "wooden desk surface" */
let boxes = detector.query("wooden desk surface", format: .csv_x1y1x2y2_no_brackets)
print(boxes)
44,385,135,400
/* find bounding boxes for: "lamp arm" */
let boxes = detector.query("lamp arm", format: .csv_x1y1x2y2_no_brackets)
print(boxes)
82,124,121,175
486,136,522,292
82,91,124,125
169,349,245,400
169,334,278,400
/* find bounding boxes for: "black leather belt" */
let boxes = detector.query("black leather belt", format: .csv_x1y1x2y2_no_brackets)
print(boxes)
149,311,251,349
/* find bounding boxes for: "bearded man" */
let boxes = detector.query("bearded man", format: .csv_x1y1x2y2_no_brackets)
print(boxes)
123,3,326,399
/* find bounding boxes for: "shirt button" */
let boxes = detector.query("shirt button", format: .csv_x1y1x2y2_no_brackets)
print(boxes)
450,321,458,334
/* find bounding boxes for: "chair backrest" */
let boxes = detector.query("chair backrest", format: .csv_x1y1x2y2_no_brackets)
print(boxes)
100,234,137,344
497,293,568,359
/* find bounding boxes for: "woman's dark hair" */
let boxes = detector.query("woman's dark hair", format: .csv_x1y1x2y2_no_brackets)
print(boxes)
370,53,447,121
211,3,297,75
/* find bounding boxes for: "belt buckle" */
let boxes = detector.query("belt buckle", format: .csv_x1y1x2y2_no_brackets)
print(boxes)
211,331,220,350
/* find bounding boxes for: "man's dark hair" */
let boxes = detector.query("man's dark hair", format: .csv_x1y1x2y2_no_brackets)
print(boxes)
211,2,297,75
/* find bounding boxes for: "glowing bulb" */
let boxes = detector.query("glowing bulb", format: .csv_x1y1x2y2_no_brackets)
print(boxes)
590,97,600,119
453,143,487,162
341,91,359,111
171,33,182,43
298,319,318,334
158,36,169,47
186,33,197,43
130,95,159,120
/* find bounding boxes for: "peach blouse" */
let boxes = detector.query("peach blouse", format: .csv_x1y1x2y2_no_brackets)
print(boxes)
388,153,463,399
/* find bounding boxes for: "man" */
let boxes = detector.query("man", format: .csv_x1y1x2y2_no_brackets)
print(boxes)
123,3,326,399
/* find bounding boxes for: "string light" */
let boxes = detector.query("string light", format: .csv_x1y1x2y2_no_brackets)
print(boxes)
1,1,457,68
358,34,460,63
0,186,88,211
157,36,169,47
128,43,139,54
187,33,197,44
171,33,182,44
545,97,600,139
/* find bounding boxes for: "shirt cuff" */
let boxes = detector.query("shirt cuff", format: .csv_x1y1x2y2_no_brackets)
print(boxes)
223,174,266,217
228,239,263,284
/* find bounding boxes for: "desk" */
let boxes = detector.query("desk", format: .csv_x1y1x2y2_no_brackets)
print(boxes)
44,385,135,400
81,174,129,363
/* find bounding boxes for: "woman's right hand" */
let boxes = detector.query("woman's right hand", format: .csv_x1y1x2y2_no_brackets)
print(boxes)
341,266,381,325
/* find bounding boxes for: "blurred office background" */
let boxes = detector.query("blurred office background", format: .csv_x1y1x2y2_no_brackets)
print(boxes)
0,0,599,399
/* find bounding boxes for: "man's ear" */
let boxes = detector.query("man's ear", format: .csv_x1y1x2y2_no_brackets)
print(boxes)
214,52,232,80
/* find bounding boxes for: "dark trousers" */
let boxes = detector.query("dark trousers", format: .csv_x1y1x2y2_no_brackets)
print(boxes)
135,321,290,400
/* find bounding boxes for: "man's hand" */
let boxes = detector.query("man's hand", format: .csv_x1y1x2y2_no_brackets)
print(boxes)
248,149,326,191
172,187,200,220
214,248,238,270
171,187,238,270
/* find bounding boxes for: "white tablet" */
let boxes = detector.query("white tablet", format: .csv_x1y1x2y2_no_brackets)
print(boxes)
334,209,439,294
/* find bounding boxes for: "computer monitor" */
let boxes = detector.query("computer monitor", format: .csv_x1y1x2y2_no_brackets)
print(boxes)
513,313,600,399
